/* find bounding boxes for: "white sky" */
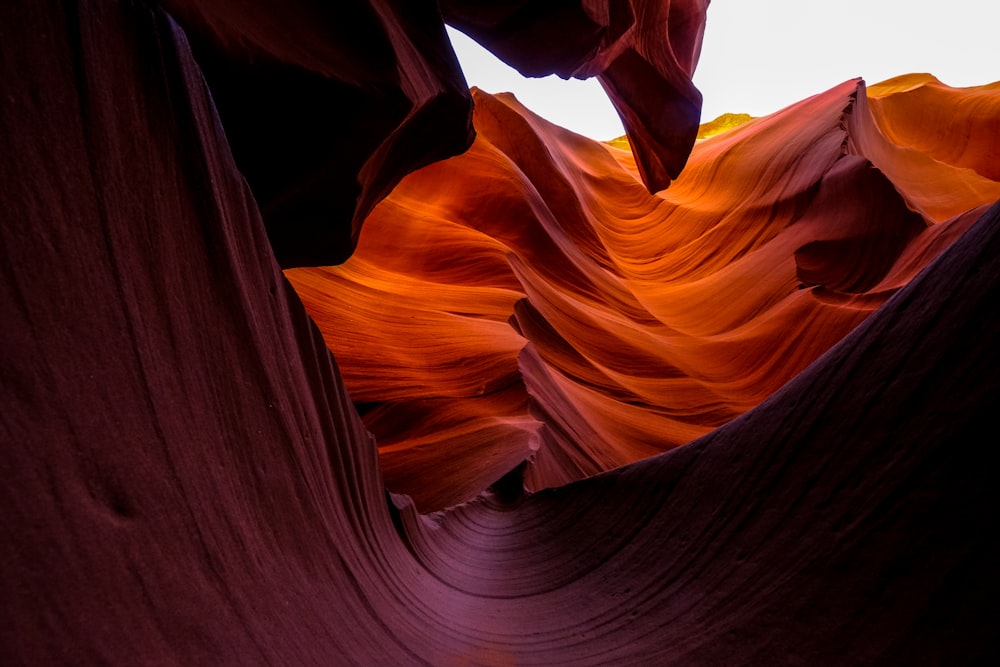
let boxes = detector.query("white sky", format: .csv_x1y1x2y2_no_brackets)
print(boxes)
446,0,1000,140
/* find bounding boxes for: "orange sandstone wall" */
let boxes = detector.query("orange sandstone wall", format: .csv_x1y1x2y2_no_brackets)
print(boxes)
289,76,1000,510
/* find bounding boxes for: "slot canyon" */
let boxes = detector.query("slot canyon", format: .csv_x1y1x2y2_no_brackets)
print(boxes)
2,1,998,664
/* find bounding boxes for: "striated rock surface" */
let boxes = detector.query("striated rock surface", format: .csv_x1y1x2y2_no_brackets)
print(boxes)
2,0,998,665
289,76,1000,510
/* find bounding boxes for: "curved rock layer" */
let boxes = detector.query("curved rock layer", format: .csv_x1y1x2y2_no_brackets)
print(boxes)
2,1,999,665
288,75,1000,511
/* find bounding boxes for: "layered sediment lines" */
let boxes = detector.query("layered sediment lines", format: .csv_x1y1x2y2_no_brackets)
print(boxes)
3,1,999,665
289,75,1000,510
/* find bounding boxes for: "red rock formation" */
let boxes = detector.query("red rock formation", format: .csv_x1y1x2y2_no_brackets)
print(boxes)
289,76,1000,511
2,0,998,664
441,0,709,191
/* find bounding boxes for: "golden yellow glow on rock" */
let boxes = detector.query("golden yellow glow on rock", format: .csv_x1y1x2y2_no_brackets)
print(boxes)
604,135,632,151
696,112,755,140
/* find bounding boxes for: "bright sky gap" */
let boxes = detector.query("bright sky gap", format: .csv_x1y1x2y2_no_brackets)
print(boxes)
446,0,1000,141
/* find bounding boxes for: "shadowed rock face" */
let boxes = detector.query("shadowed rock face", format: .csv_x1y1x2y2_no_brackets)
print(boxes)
1,1,998,665
157,0,478,268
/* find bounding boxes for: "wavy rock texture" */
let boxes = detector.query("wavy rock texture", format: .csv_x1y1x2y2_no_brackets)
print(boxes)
288,75,1000,511
2,0,999,665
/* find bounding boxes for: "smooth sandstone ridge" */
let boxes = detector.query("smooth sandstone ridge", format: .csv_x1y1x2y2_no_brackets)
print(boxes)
2,1,998,665
288,75,1000,511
